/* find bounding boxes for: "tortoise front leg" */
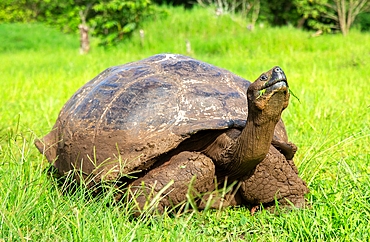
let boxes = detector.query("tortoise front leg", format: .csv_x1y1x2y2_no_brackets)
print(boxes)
272,119,297,160
238,145,309,209
271,138,297,160
128,151,215,214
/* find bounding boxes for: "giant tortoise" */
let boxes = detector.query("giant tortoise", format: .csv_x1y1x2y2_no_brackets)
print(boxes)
36,54,309,213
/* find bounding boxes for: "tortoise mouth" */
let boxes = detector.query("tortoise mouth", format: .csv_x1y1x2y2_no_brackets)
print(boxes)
262,78,287,91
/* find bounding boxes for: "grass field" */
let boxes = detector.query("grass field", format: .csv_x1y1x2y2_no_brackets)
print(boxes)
1,6,369,241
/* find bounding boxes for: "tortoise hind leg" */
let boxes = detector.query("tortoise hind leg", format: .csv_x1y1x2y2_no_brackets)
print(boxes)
238,145,309,209
128,151,215,214
35,128,58,163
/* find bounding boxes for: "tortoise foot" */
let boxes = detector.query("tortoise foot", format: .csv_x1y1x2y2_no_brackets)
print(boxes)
128,151,215,214
239,145,309,208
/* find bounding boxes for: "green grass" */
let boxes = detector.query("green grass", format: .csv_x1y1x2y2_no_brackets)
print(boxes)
1,6,370,241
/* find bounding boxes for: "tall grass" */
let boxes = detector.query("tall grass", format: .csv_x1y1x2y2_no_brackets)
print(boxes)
1,6,369,241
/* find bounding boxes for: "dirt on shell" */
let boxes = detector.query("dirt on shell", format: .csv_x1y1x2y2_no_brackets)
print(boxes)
52,127,187,183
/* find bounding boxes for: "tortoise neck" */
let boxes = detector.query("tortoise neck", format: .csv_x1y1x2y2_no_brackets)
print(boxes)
230,113,279,178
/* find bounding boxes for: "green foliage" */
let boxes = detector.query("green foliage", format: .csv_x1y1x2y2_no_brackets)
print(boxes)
294,0,328,19
2,0,369,41
0,0,159,46
1,7,370,240
0,0,36,22
0,0,93,33
257,0,338,31
259,0,300,26
90,0,155,46
354,12,370,31
293,0,336,32
34,0,86,33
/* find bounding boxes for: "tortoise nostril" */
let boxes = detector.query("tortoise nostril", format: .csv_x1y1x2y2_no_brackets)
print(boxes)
275,67,282,73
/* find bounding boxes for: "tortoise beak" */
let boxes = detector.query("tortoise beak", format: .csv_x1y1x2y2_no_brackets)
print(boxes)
262,66,288,90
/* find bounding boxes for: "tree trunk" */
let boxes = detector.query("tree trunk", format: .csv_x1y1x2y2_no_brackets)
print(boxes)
333,0,370,36
78,8,91,54
336,0,348,35
79,24,90,54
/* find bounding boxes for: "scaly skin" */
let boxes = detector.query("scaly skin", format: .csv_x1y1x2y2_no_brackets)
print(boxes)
35,55,309,214
239,145,309,208
128,67,309,213
205,67,290,180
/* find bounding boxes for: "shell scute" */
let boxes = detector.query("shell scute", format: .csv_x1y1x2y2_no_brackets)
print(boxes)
41,54,254,181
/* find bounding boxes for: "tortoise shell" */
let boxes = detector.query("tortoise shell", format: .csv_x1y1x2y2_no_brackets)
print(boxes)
38,54,270,182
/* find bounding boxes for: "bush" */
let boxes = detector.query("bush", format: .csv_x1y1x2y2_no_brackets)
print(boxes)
0,0,36,22
354,12,370,32
90,0,157,46
0,0,160,46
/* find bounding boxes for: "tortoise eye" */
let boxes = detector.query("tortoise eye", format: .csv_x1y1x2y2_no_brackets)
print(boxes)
260,74,268,81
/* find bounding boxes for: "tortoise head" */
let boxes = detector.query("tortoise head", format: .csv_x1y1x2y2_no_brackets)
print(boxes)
247,66,290,121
